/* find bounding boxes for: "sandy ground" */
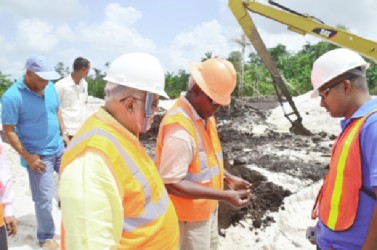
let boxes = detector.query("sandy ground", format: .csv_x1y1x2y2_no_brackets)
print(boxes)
5,93,348,249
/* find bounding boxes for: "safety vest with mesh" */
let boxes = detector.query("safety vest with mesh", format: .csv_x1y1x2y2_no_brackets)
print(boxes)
155,97,224,222
316,111,376,231
60,111,179,249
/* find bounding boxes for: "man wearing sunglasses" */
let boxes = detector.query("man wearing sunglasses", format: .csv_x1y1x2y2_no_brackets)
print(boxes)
310,48,377,250
155,58,251,250
59,53,179,250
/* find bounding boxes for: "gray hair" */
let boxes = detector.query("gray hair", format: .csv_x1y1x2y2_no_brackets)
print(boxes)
104,82,130,102
104,82,146,102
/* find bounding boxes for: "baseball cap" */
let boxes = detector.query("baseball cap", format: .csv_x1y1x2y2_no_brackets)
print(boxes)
25,55,61,80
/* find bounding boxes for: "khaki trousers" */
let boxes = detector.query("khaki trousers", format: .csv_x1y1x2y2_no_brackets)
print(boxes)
179,208,219,250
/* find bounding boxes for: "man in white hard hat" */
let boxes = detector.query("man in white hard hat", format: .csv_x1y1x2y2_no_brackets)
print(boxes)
59,52,179,250
309,48,377,250
2,55,64,250
155,58,251,250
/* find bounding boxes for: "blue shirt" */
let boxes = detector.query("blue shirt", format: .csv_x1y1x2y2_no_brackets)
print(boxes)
1,75,63,157
316,98,377,250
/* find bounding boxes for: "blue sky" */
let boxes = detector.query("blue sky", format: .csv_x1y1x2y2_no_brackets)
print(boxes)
1,0,376,79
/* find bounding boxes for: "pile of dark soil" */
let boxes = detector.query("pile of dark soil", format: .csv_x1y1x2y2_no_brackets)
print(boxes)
141,96,333,233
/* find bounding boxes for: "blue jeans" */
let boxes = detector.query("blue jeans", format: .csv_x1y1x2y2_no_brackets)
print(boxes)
0,225,8,250
26,147,64,243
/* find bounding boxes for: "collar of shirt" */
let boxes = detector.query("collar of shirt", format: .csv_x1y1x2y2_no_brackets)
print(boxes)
180,93,206,125
65,74,85,87
341,98,377,130
16,74,28,90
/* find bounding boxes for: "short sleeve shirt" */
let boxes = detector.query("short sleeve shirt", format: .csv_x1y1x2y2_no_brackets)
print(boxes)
1,75,63,155
316,98,377,249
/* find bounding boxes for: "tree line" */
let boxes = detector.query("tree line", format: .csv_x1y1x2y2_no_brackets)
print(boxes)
1,41,377,99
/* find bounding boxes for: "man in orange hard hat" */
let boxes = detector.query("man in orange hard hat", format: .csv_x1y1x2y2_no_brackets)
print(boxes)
309,48,377,249
155,57,252,250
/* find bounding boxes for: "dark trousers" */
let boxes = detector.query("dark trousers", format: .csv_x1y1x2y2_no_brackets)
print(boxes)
0,225,8,250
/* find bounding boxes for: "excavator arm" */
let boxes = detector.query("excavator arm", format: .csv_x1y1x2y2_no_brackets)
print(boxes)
228,0,377,135
229,0,310,135
240,0,377,61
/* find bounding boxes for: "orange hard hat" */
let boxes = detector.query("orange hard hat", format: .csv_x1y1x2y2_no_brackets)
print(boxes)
190,58,236,105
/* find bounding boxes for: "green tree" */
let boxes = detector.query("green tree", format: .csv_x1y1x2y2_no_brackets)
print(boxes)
227,51,244,96
201,51,213,62
87,67,106,99
165,70,189,98
0,71,12,97
54,62,70,78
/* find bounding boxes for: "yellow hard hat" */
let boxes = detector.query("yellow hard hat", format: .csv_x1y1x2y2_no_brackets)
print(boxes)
190,58,236,105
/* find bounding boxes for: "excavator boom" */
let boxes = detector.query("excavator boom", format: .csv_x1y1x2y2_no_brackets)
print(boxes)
229,0,310,135
241,0,377,61
228,0,377,135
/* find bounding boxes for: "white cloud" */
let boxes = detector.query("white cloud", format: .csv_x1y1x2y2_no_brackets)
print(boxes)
15,19,59,53
1,0,377,80
105,3,142,27
0,2,156,78
162,20,233,72
0,0,86,21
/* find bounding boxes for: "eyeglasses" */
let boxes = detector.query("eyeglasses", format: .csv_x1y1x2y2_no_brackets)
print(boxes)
319,80,344,99
120,96,159,109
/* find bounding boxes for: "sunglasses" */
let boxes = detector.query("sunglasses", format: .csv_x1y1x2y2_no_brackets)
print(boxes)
319,80,344,99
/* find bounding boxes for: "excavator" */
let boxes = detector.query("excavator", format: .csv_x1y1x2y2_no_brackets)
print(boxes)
228,0,377,135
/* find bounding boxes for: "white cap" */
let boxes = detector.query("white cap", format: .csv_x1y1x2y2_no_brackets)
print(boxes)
25,55,61,80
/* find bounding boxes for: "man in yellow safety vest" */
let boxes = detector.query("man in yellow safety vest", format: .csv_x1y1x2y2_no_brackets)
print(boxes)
59,52,179,250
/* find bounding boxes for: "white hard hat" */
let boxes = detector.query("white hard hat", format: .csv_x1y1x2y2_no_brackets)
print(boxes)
310,48,368,97
104,52,169,98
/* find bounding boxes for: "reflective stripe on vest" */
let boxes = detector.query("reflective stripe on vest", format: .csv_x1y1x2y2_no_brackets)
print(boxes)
318,110,377,231
326,118,364,229
166,107,221,183
68,128,170,232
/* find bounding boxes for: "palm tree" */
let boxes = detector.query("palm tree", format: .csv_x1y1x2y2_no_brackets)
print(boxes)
233,34,251,97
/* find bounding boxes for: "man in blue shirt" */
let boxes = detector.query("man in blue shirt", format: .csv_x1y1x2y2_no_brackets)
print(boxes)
1,55,67,250
310,48,377,250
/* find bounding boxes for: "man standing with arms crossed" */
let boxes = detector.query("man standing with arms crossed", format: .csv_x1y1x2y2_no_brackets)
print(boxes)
310,48,377,250
2,55,65,249
155,58,251,250
55,57,90,140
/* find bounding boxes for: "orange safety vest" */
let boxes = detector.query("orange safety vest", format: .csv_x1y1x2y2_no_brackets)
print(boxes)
60,110,179,249
313,111,377,231
0,203,3,227
155,97,224,222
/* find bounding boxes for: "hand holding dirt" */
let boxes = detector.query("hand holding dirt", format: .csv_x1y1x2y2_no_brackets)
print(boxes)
224,189,251,208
